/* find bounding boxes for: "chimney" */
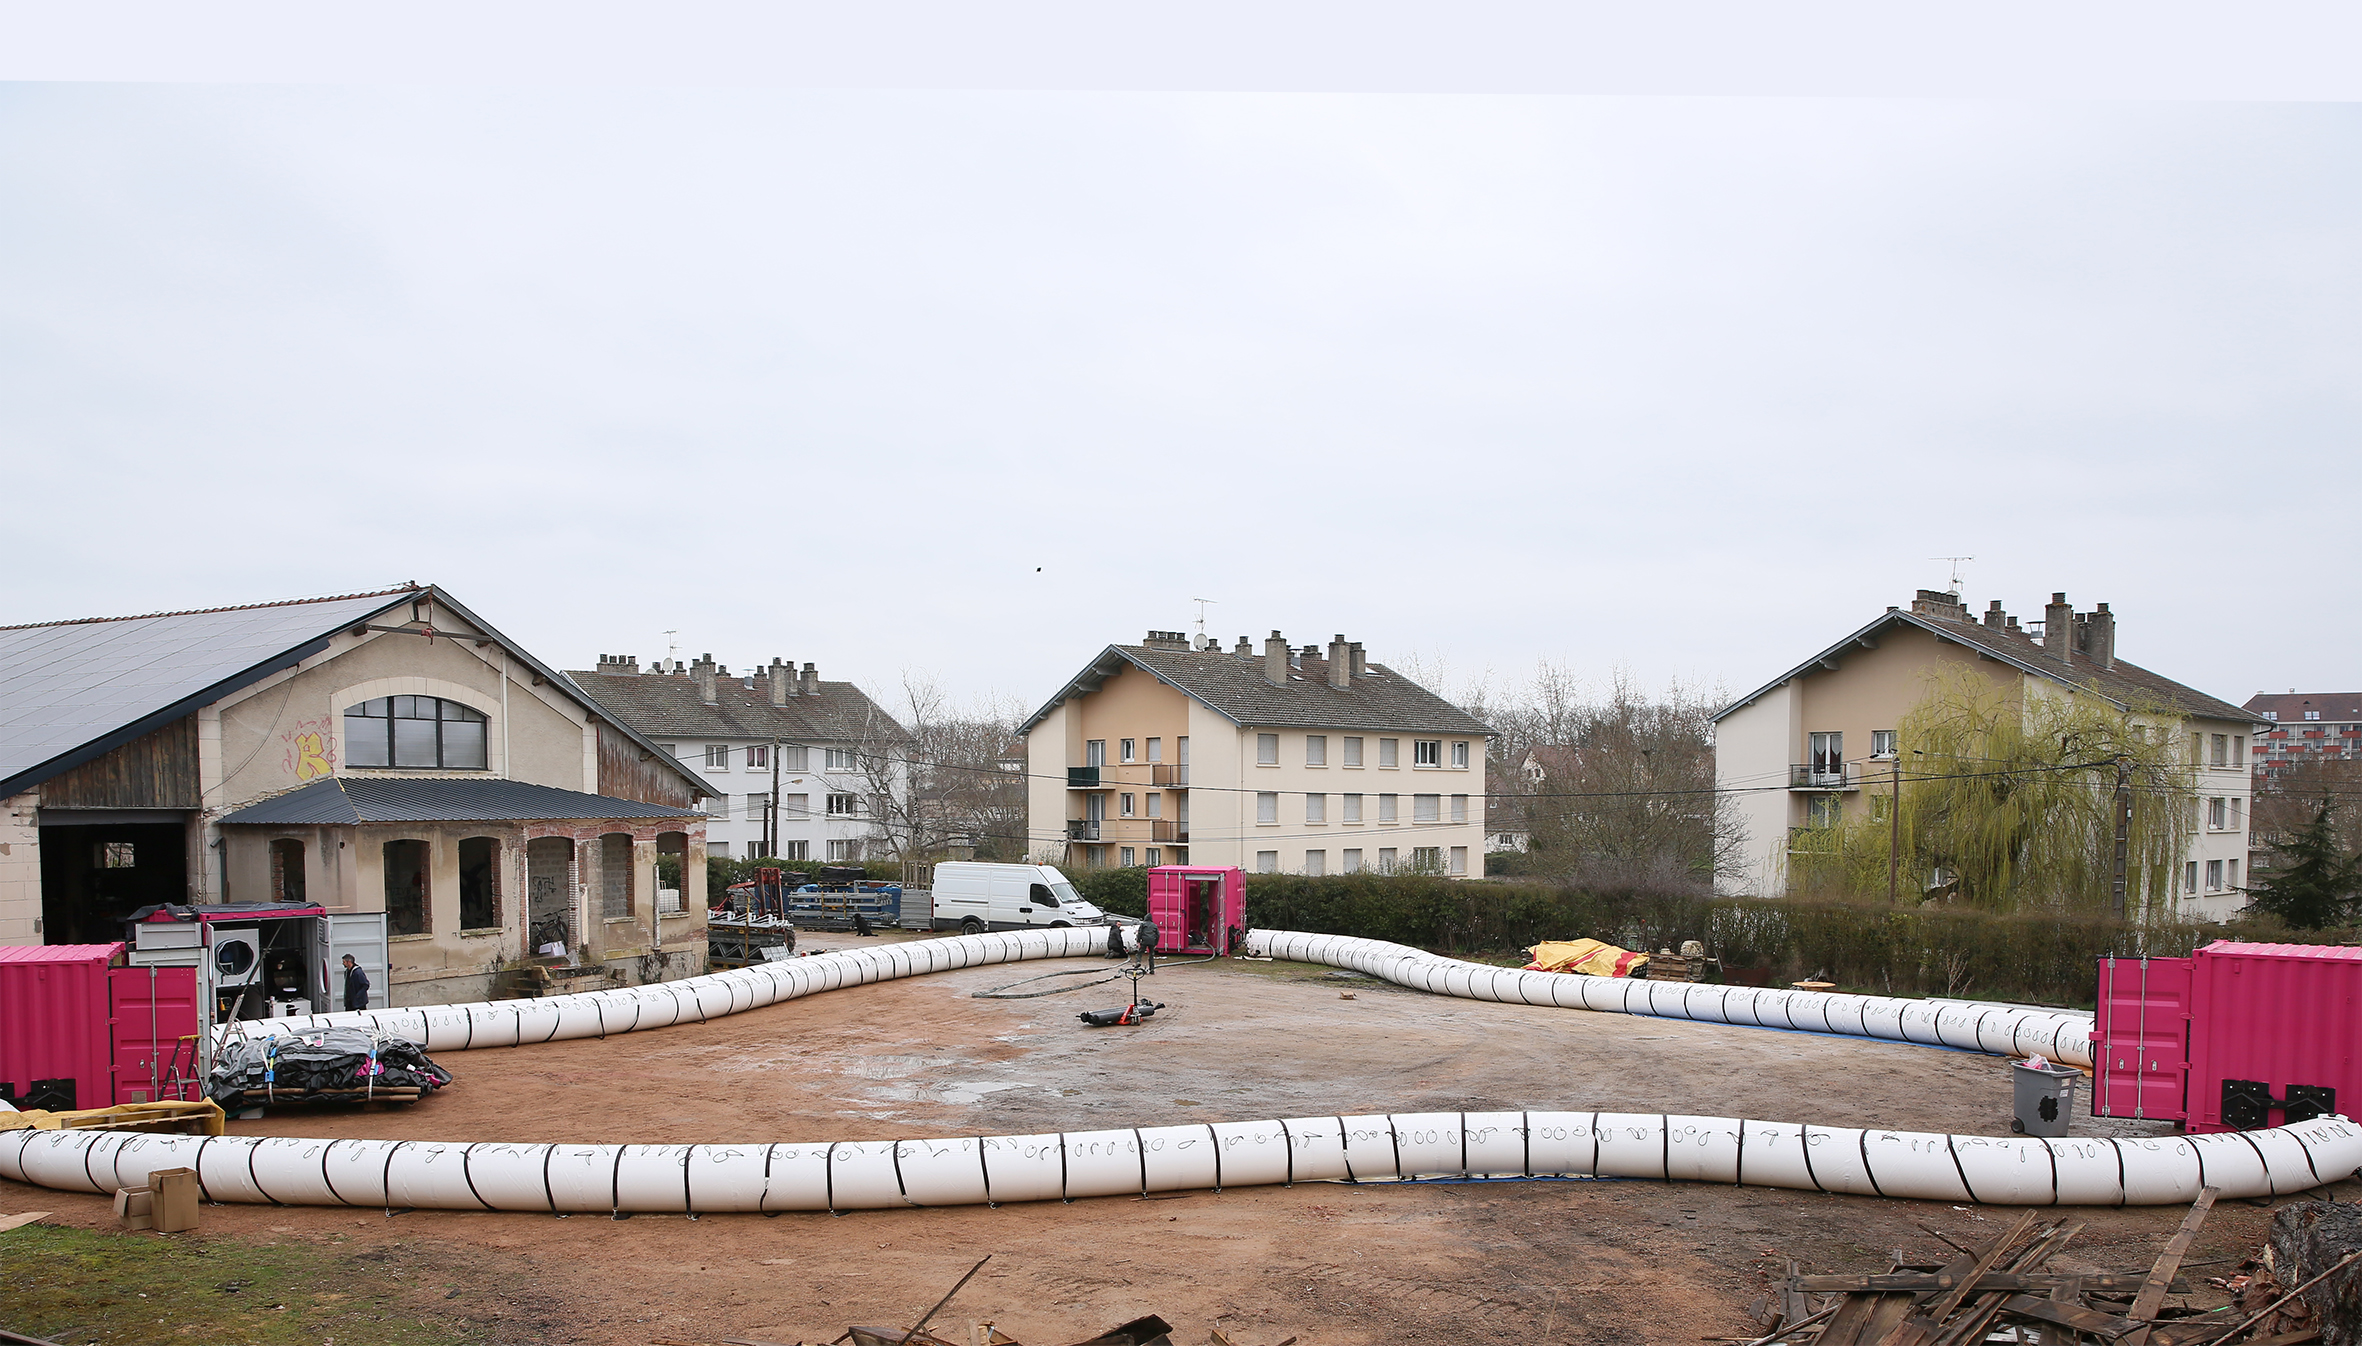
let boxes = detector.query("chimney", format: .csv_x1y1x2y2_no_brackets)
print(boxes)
1233,635,1252,657
693,654,718,704
1327,634,1352,689
800,662,819,697
1910,589,1968,621
596,653,641,675
1264,631,1289,686
768,657,790,705
2043,593,2074,666
2088,602,2116,670
2007,616,2021,632
1142,630,1192,651
1983,601,2007,630
1349,642,1366,678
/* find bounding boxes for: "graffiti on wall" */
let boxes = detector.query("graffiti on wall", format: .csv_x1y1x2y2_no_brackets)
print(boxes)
281,717,337,781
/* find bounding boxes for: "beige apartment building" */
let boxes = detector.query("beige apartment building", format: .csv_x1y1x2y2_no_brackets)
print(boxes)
1712,589,2264,920
1022,630,1491,876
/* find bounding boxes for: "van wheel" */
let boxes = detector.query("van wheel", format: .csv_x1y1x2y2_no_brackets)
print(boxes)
1050,921,1071,929
961,918,985,936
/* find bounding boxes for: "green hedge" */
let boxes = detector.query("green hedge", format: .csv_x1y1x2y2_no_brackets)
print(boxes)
1069,869,2358,1009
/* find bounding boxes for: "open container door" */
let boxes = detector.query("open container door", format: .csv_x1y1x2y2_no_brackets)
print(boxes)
107,963,199,1103
315,911,390,1010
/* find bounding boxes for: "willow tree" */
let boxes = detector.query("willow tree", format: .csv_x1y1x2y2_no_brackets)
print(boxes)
1791,666,2194,915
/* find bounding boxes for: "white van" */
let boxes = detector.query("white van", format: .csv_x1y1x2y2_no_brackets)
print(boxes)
929,862,1108,933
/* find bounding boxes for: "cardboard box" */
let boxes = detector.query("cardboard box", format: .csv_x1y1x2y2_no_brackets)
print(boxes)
113,1186,154,1230
148,1167,200,1232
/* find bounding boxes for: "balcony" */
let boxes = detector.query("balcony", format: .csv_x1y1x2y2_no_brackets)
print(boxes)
1789,763,1858,791
1152,763,1189,788
1066,820,1102,841
1068,766,1102,789
1152,820,1186,843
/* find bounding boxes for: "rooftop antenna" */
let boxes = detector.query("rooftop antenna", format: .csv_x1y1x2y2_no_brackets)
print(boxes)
1190,597,1216,647
1930,556,1974,597
663,629,679,671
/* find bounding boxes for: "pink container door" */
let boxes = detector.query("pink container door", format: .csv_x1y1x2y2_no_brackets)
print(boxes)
1145,867,1242,954
2090,954,2191,1122
2185,941,2362,1134
108,964,201,1104
0,943,125,1113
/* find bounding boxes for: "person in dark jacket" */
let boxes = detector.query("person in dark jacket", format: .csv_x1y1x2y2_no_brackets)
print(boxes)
341,954,370,1011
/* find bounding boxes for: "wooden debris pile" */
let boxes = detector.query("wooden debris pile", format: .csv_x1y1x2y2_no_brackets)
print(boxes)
1737,1187,2343,1346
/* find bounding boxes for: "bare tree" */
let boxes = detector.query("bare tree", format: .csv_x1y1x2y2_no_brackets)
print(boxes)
890,673,1030,860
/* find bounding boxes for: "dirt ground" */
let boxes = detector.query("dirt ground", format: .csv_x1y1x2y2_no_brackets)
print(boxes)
8,936,2353,1346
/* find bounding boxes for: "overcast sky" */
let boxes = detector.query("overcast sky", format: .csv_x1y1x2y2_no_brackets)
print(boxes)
3,84,2355,715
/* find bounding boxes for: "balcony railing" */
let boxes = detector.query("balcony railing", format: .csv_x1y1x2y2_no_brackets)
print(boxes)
1152,820,1185,843
1789,764,1858,791
1068,766,1102,789
1152,764,1189,788
1066,820,1101,841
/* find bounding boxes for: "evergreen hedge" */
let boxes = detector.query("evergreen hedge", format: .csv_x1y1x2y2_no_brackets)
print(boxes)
1064,868,2359,1009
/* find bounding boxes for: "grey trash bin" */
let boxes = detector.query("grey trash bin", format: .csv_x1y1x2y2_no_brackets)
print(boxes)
2011,1060,2081,1137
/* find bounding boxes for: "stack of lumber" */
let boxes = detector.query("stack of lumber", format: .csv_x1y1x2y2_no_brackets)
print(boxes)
1735,1188,2334,1346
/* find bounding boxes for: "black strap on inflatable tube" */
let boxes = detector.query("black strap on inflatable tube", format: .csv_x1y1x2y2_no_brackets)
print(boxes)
1208,1124,1224,1192
682,1146,698,1218
511,1005,524,1047
977,1137,996,1207
2041,1139,2060,1206
78,1132,105,1195
1384,1117,1402,1183
462,1006,475,1050
2110,1140,2128,1208
1659,1115,1672,1183
2291,1125,2325,1188
2233,1129,2276,1197
1857,1131,1887,1198
1797,1126,1824,1194
1133,1128,1149,1197
381,1139,408,1213
2192,1136,2210,1193
1944,1133,1979,1205
192,1134,219,1204
462,1142,493,1211
624,994,644,1033
891,1140,911,1206
320,1139,349,1207
250,1137,283,1206
1059,1132,1072,1203
594,998,607,1039
824,1141,838,1215
612,1144,628,1219
542,1144,559,1214
1586,1113,1601,1181
1279,1120,1295,1187
1520,1111,1530,1178
1337,1118,1357,1184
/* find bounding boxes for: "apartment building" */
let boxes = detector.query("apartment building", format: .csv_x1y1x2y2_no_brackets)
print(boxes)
2244,692,2362,777
1022,630,1492,876
1712,589,2264,920
569,654,909,863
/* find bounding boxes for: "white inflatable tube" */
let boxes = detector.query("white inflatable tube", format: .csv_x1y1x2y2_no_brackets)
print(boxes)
6,1112,2355,1211
12,928,2353,1213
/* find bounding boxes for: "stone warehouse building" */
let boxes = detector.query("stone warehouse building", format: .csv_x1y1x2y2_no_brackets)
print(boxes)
568,654,911,863
0,585,719,1005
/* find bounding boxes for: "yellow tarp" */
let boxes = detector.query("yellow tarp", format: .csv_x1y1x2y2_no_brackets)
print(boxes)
1525,939,1649,977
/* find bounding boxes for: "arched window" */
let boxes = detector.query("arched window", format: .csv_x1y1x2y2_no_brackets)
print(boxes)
345,696,489,770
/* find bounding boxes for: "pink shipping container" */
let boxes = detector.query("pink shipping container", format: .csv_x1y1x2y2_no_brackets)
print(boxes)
2091,940,2362,1133
1145,866,1245,956
0,943,200,1111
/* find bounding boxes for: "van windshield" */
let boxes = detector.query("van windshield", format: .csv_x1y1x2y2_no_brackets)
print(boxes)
1049,881,1086,907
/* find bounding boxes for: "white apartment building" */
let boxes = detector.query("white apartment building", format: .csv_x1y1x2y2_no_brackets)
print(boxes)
570,654,910,863
1022,630,1492,876
1712,589,2264,920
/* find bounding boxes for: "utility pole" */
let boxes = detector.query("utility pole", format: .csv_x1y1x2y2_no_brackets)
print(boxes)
2110,755,2132,919
769,736,781,860
1888,758,1902,903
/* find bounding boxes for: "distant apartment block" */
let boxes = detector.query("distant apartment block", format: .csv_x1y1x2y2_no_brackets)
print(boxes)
1022,630,1491,876
2244,692,2362,777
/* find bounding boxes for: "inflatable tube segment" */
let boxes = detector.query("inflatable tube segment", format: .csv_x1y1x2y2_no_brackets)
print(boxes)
6,1113,2354,1212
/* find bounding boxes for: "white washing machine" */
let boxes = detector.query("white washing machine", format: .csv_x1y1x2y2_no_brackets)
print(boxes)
209,927,263,988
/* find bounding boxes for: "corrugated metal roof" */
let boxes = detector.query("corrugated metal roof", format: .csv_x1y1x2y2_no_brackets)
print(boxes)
217,777,708,826
0,588,416,796
2199,940,2362,961
0,943,123,964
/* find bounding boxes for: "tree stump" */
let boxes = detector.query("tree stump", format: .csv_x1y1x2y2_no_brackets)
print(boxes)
2268,1200,2362,1345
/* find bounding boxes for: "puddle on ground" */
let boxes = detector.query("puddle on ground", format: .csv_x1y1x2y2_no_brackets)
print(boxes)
869,1078,1033,1105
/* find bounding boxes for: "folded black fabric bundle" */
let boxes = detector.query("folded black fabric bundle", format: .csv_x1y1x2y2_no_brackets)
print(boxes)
207,1027,455,1107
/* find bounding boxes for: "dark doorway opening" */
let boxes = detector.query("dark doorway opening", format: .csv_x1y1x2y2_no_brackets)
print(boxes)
40,822,190,944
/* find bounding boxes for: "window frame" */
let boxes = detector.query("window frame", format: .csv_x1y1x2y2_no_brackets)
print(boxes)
825,792,861,817
1304,793,1326,824
344,695,491,771
1413,739,1442,767
1256,791,1278,825
1378,738,1399,768
1305,735,1327,766
1450,741,1469,769
1257,733,1279,765
746,744,770,770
